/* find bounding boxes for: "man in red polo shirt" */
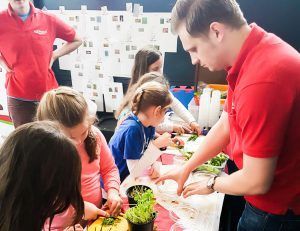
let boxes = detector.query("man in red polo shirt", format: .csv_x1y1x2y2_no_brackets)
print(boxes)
157,0,300,230
0,0,82,127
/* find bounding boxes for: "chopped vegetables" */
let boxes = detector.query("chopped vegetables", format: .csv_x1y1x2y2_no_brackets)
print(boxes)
195,165,221,175
187,134,198,142
206,153,228,167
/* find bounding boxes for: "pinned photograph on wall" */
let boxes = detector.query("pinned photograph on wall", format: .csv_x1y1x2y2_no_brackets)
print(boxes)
94,25,99,30
112,15,119,22
81,5,87,14
90,17,95,22
115,49,120,54
83,40,88,47
160,18,164,24
96,16,101,23
138,28,144,32
133,3,140,17
120,15,124,22
126,2,133,12
166,18,171,23
135,18,141,23
142,17,147,24
105,50,109,57
89,41,93,47
131,45,137,50
95,64,101,70
109,88,113,92
163,28,169,33
126,45,130,51
92,84,97,90
154,45,160,51
87,83,92,89
86,50,92,55
128,54,135,59
75,16,80,22
112,95,116,99
69,16,75,21
78,72,84,77
140,6,144,14
101,6,108,14
59,6,65,14
103,43,109,48
93,92,98,97
116,25,121,31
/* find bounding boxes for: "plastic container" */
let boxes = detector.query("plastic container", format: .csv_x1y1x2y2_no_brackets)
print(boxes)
127,213,157,231
126,185,152,207
188,98,199,122
169,205,200,222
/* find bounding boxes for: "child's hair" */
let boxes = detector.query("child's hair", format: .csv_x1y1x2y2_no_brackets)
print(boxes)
129,45,162,89
0,121,84,231
131,81,172,115
36,86,98,163
115,72,170,119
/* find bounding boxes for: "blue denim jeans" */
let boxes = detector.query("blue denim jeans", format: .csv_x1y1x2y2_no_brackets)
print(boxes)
238,202,300,231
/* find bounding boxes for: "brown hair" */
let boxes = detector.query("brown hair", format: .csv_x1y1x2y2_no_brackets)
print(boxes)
115,72,170,119
131,81,172,115
129,45,162,89
36,87,98,163
0,121,84,231
172,0,247,36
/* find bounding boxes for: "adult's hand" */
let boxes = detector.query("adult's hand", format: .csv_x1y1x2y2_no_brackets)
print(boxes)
182,177,214,198
155,166,191,196
190,121,202,135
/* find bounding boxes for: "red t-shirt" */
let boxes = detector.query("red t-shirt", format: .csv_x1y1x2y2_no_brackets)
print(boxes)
225,24,300,215
0,3,75,101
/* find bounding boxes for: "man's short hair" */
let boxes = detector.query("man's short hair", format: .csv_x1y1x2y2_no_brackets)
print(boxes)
172,0,247,36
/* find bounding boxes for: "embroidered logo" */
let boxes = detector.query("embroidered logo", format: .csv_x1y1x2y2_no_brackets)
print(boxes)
33,30,47,35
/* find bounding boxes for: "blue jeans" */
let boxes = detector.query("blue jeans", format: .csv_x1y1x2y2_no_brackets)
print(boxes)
238,202,300,231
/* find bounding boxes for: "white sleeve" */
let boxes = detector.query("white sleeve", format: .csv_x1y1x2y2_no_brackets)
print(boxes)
156,117,173,133
171,95,196,124
126,141,162,178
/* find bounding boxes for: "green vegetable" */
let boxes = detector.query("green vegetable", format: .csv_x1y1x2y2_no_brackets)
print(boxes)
125,189,157,225
187,134,198,142
195,165,221,175
206,153,228,167
178,149,194,161
102,217,115,226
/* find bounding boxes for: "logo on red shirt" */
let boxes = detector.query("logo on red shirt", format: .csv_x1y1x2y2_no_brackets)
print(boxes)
33,30,47,35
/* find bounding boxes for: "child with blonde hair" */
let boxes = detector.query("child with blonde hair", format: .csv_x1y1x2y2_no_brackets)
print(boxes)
37,87,122,230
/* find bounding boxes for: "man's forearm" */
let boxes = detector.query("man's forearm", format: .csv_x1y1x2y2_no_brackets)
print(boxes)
184,113,230,173
53,35,82,59
0,54,11,72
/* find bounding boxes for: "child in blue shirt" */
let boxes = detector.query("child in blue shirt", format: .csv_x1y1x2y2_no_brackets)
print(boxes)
109,74,175,182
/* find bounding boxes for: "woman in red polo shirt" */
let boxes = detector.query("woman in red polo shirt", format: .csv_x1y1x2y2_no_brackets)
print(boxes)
157,0,300,230
0,0,82,127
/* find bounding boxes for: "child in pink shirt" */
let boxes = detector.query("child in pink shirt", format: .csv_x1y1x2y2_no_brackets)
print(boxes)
37,87,122,230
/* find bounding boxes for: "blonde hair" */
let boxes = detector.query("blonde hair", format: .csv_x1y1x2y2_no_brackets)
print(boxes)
36,87,98,163
131,81,172,115
115,72,169,119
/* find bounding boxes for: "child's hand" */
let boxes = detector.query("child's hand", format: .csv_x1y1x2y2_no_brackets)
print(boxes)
171,137,185,147
173,123,192,134
83,201,109,220
149,162,161,179
106,189,123,217
63,224,83,231
153,132,172,148
190,121,202,135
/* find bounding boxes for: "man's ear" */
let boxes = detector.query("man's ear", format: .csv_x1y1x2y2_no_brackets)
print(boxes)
209,22,225,42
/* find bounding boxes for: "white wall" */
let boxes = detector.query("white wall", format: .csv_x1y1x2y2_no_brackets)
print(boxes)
0,0,8,10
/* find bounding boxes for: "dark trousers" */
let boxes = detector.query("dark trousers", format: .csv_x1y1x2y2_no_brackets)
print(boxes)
7,97,38,128
238,202,300,231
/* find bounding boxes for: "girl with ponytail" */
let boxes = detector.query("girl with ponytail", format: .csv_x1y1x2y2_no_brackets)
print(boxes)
109,78,181,182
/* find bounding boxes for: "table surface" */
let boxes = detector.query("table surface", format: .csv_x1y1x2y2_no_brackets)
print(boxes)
89,134,225,231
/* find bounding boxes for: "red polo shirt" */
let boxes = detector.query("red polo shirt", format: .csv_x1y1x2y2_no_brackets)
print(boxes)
225,24,300,215
0,3,75,101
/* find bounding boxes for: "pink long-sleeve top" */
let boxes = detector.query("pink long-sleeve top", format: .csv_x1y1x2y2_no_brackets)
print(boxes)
44,126,120,230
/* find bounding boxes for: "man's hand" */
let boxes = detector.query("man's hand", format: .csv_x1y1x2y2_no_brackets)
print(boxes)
182,177,214,198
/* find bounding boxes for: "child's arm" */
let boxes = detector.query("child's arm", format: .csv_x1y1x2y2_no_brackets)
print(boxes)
96,129,120,191
127,141,162,178
126,133,171,177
